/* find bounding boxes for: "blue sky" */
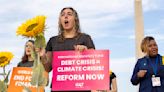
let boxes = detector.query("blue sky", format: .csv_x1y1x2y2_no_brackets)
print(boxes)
0,0,164,91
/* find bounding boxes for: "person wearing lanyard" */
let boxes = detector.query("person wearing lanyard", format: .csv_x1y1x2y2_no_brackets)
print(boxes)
131,36,164,92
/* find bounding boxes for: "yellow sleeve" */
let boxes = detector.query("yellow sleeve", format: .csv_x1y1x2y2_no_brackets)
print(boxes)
162,56,164,65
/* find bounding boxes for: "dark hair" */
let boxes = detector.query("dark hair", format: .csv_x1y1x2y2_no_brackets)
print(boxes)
58,7,81,42
21,40,34,63
141,36,155,53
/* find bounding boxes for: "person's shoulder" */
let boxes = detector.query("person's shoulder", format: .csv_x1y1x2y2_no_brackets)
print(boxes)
49,35,59,40
17,61,33,67
111,72,116,75
136,56,147,65
110,72,116,78
81,33,91,37
48,35,59,42
112,72,116,77
79,33,92,39
158,54,162,57
17,61,23,67
138,56,147,61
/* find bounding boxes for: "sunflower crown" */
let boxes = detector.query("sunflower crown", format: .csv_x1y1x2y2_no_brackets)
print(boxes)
0,52,14,67
16,15,46,38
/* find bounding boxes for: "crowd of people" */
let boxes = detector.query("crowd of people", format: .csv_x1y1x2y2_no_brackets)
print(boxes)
9,6,164,92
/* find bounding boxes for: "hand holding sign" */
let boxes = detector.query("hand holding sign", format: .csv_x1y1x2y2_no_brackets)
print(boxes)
52,50,109,91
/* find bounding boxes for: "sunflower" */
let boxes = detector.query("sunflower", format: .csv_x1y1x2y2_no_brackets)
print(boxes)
0,52,14,67
16,15,46,38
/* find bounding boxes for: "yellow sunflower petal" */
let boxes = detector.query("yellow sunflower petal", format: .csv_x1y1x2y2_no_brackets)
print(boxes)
16,15,46,38
0,52,14,67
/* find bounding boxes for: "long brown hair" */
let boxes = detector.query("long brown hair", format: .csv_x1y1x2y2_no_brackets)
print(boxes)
21,40,34,63
58,7,81,42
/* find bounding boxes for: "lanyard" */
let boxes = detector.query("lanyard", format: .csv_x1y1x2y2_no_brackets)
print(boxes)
149,56,158,76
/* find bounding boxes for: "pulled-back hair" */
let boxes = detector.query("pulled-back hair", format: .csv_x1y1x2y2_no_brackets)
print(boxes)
141,36,155,53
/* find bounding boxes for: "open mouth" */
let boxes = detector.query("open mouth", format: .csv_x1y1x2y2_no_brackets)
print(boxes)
27,49,31,53
64,20,69,25
152,49,157,53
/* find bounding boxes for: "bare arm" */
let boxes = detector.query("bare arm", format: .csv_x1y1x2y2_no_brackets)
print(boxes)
110,78,117,92
40,51,52,72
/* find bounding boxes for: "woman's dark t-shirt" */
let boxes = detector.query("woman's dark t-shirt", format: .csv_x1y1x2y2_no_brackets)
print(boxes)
46,33,95,51
17,61,34,67
46,33,95,92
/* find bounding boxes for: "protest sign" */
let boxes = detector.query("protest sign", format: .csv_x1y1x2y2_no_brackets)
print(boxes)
52,50,109,91
8,67,44,92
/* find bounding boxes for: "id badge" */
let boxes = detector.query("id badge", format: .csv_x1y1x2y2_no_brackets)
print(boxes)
152,76,161,87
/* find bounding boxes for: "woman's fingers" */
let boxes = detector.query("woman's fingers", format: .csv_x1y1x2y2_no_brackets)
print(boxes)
74,45,88,51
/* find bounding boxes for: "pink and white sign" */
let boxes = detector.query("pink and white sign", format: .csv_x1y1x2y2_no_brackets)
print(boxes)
52,50,109,91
